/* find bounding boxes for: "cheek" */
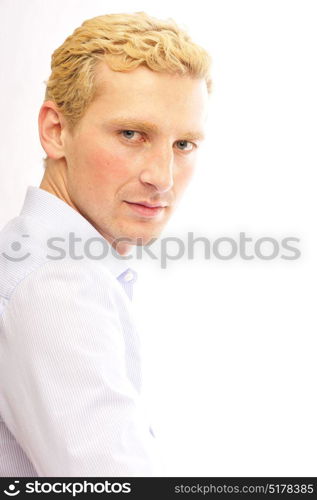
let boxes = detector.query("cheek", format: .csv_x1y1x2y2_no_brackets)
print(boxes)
79,143,130,185
174,165,195,194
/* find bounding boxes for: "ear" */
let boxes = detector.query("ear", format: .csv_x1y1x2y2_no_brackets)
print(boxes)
38,101,68,160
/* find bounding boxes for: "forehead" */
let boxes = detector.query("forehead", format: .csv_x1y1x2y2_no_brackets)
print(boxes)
90,61,209,129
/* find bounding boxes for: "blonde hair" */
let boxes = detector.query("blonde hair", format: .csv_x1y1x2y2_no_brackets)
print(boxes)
43,12,212,165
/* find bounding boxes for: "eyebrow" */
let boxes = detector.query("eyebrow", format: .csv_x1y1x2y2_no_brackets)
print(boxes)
107,117,205,142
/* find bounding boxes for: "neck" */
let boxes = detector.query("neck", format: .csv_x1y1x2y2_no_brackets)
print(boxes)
39,159,133,257
40,158,77,210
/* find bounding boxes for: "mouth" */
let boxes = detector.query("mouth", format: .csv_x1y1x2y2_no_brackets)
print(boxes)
124,201,166,218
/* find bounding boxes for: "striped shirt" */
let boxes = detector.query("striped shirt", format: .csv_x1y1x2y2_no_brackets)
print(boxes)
0,186,159,476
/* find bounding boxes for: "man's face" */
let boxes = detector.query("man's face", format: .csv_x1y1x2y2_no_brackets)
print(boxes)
61,62,208,252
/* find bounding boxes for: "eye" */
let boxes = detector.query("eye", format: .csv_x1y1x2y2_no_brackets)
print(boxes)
175,140,196,152
120,130,143,141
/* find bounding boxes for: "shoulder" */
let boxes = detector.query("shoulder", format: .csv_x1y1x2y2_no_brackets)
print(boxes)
0,214,52,300
0,215,122,311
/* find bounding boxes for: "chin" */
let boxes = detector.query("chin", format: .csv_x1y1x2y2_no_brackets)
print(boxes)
123,229,162,246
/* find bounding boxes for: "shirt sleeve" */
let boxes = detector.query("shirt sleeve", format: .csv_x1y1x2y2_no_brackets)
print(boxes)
0,258,157,476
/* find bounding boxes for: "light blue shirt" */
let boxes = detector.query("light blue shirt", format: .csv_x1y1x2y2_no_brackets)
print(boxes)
0,186,158,476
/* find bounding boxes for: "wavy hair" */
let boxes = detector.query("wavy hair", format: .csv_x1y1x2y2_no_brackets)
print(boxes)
44,12,212,132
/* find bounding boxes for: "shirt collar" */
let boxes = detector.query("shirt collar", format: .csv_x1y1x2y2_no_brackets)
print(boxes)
19,186,131,279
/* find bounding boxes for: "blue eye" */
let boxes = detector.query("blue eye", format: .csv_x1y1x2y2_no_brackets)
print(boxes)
176,140,195,151
121,130,136,139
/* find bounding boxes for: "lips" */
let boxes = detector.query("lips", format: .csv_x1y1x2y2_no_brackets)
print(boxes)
124,201,166,217
127,201,167,208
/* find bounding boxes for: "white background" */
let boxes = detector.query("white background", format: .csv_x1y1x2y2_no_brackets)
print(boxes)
1,0,316,476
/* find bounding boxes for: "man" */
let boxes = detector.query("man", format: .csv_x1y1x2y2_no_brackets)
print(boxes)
0,12,211,476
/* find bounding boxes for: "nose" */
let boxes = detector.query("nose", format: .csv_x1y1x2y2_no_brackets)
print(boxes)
139,147,174,194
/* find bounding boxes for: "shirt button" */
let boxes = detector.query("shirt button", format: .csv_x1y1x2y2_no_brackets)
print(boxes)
123,271,134,282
